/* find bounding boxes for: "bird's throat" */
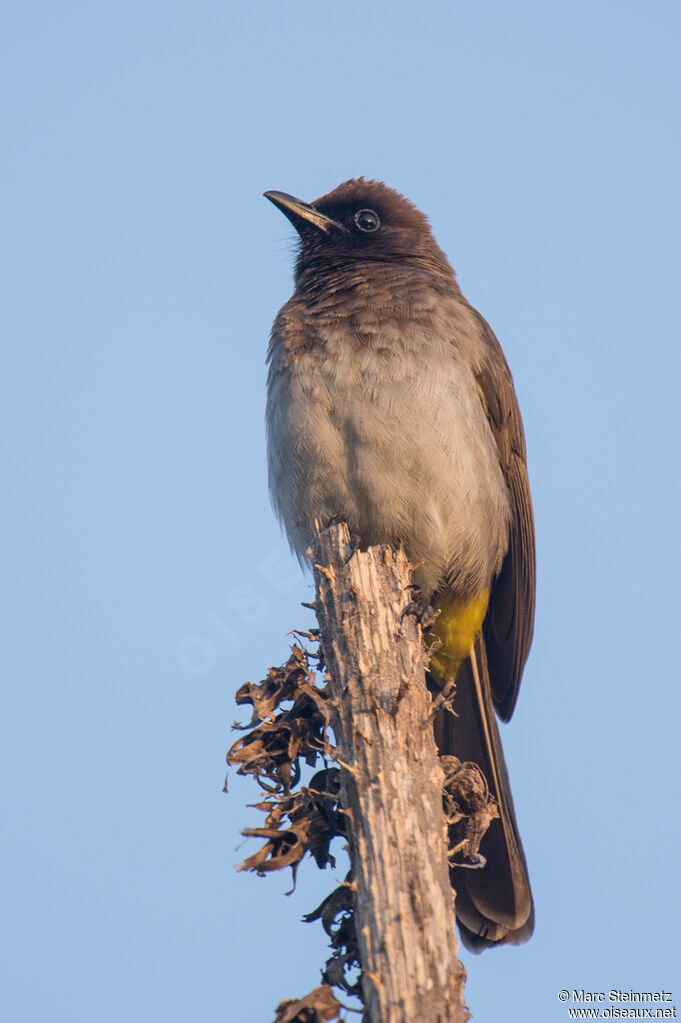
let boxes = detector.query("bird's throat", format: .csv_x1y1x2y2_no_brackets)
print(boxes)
428,591,490,685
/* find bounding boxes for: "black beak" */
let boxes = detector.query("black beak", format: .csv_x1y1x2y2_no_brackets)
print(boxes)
263,190,347,236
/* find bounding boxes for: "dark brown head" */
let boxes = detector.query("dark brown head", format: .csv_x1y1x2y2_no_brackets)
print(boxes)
264,178,454,283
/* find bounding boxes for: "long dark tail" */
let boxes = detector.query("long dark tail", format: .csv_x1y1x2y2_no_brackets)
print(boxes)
432,636,534,952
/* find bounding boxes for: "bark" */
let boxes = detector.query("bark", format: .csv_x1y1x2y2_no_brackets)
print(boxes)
311,523,469,1023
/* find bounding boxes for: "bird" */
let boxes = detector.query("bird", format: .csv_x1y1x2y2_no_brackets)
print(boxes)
264,178,535,951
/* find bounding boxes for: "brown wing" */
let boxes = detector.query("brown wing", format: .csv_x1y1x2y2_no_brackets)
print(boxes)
464,300,536,722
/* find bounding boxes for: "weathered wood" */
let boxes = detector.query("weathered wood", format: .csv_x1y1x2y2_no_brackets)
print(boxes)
311,523,469,1023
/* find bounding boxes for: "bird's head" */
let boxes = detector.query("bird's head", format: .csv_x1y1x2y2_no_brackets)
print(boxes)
264,178,453,283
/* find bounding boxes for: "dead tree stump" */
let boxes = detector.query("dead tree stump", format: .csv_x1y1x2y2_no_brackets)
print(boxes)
311,523,469,1023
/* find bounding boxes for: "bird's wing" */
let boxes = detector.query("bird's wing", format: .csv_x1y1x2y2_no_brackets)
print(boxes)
465,301,536,722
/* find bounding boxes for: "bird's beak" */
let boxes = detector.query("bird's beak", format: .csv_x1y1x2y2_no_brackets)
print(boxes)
264,190,347,235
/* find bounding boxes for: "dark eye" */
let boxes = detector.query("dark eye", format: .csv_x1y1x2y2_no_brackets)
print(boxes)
354,209,381,232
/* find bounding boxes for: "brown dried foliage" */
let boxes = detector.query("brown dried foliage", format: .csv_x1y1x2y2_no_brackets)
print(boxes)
441,755,500,865
228,645,331,795
274,984,342,1023
227,645,344,880
237,767,344,879
228,643,497,1019
227,642,362,1016
304,875,362,1002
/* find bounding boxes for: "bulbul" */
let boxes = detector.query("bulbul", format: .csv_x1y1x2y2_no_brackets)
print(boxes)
264,179,535,952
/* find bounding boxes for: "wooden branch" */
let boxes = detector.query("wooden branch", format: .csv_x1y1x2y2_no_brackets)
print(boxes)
311,523,469,1023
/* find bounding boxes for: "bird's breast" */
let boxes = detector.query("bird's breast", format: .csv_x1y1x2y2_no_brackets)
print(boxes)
267,311,511,597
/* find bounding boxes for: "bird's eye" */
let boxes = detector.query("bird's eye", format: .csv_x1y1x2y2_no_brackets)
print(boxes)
354,209,381,233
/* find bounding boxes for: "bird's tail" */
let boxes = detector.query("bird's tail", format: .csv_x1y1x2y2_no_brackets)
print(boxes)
431,636,534,951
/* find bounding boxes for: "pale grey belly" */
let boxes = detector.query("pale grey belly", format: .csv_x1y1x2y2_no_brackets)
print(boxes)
267,341,511,597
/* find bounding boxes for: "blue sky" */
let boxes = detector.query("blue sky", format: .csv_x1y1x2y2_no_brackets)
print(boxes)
3,2,680,1020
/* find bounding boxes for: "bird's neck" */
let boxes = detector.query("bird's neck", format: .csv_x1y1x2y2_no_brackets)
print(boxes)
294,256,460,313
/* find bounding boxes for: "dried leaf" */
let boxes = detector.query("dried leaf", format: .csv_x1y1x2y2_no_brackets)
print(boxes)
442,755,500,864
274,984,341,1023
229,643,362,1009
236,777,344,876
227,646,331,795
304,873,362,999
